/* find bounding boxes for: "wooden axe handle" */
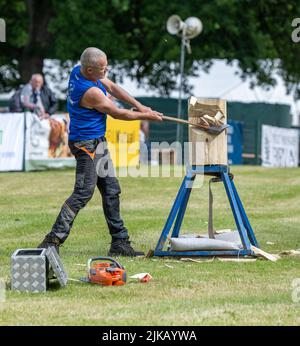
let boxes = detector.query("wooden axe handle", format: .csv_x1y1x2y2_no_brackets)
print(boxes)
131,107,209,130
161,115,209,130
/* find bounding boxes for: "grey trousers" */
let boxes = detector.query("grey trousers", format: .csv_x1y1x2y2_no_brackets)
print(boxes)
47,137,128,243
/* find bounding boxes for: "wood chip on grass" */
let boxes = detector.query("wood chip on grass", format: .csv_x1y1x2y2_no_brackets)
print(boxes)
164,264,174,269
217,257,257,263
278,249,300,256
251,245,280,262
180,257,215,263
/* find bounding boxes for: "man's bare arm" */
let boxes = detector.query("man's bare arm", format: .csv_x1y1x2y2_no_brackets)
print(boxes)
20,86,37,110
100,78,151,112
80,87,162,121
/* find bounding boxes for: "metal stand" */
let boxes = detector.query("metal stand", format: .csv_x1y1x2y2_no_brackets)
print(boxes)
154,165,259,257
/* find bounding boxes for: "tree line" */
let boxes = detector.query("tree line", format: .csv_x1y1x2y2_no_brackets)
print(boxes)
0,0,299,98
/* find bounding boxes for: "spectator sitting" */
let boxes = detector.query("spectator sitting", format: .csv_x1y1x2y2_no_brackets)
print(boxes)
9,74,58,118
9,74,67,158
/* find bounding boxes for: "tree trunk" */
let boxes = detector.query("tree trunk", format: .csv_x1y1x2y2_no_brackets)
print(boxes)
19,54,44,83
19,0,53,83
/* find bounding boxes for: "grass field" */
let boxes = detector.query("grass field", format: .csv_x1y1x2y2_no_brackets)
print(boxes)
0,166,299,326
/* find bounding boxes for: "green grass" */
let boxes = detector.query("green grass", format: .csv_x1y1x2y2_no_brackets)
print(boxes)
0,166,300,325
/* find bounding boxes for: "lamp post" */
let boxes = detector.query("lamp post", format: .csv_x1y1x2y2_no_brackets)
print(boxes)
166,15,203,153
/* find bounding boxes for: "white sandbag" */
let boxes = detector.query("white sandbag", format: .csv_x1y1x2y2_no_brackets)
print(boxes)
214,231,242,246
170,237,242,251
178,231,242,247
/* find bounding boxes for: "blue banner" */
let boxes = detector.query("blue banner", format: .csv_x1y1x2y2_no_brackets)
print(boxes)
227,120,243,165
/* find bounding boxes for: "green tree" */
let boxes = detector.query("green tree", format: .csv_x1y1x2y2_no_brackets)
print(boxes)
0,0,299,98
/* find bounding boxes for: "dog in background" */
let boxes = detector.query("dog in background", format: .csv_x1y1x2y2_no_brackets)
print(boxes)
48,118,71,158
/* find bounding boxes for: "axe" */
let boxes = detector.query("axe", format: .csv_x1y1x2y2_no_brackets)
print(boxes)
161,115,229,135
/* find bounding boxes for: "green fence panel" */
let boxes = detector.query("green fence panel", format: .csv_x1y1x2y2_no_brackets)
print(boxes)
136,97,292,165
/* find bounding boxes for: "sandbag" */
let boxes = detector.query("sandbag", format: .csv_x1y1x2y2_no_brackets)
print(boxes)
170,234,242,251
212,230,242,246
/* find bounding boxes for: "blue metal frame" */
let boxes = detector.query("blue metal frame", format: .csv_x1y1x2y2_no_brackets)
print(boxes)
154,165,258,257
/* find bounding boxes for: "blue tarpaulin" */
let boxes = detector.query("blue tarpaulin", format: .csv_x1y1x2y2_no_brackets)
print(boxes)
227,120,243,165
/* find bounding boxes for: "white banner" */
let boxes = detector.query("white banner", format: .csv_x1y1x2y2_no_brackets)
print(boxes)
261,125,299,167
25,112,75,171
25,112,51,160
0,113,25,171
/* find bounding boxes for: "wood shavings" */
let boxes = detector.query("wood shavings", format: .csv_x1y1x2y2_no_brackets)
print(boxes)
203,114,217,125
180,257,215,263
214,229,232,234
217,257,257,263
251,245,280,262
68,278,82,282
164,264,174,269
190,96,197,106
215,111,225,121
278,249,300,256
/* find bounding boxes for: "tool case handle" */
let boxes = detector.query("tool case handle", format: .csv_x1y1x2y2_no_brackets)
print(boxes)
87,256,125,270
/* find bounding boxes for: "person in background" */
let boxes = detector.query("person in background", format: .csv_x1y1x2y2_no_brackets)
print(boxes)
19,74,58,118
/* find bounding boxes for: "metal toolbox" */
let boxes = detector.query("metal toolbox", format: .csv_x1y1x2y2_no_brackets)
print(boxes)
11,247,67,293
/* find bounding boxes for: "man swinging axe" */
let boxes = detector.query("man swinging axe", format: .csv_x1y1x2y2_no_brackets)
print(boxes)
38,47,162,256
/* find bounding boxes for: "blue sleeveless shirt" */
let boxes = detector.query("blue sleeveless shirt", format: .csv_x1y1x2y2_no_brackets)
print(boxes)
67,65,107,141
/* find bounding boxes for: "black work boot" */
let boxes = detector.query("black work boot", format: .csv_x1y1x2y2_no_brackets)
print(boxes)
108,237,145,257
38,234,61,255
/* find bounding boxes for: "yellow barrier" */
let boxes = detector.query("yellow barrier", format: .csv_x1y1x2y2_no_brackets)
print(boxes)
106,115,140,167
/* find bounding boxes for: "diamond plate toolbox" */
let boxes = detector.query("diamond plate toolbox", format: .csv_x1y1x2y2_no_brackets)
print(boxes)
11,249,48,293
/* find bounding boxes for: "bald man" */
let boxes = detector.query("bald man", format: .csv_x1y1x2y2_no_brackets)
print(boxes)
38,47,162,256
20,74,57,118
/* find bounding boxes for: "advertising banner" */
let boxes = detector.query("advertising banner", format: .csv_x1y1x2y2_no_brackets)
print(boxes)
0,112,141,172
0,113,24,171
261,125,299,167
106,116,140,167
25,112,75,171
227,120,243,165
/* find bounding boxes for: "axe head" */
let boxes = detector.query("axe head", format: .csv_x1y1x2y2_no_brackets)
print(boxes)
205,123,230,135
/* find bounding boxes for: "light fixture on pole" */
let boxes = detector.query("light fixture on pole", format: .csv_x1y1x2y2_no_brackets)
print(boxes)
166,14,203,151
